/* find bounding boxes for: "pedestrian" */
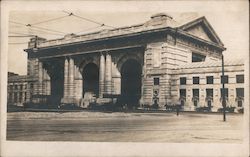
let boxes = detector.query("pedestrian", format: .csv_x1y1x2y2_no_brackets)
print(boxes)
176,104,179,116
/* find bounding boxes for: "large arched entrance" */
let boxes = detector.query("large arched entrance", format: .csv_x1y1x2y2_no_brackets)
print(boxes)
121,59,142,108
82,63,99,97
47,60,64,106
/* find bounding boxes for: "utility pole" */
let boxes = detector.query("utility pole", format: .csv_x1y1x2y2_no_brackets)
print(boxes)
34,35,38,48
221,54,226,122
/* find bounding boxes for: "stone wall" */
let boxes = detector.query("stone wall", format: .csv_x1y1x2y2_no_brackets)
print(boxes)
142,41,191,108
171,61,244,112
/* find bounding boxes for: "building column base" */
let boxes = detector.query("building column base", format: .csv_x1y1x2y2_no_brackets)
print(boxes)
211,106,219,112
60,97,77,105
96,98,113,104
184,105,194,111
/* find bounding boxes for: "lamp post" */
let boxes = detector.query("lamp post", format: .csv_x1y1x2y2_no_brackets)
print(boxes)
221,54,226,121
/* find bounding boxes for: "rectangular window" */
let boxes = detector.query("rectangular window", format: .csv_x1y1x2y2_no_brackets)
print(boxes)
238,101,243,107
221,75,228,84
24,92,27,101
220,88,228,98
206,89,213,98
236,74,244,83
206,76,214,84
236,88,244,107
192,89,199,97
19,92,22,102
14,92,17,102
180,89,186,97
192,89,199,107
180,77,186,85
154,78,160,85
236,88,244,97
192,52,206,62
193,77,199,84
30,83,34,89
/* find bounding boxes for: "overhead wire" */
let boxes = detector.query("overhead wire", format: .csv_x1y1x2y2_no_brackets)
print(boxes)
9,31,36,36
9,14,70,45
62,11,104,26
9,20,67,35
9,20,26,26
62,11,135,34
9,11,136,44
73,14,105,26
8,42,29,45
62,10,104,27
9,35,34,38
26,26,65,36
10,29,63,37
75,25,104,34
26,25,66,34
30,15,70,26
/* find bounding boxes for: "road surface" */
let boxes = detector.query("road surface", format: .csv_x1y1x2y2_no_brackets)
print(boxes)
7,111,243,142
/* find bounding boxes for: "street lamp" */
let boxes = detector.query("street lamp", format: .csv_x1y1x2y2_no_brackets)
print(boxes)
221,54,226,121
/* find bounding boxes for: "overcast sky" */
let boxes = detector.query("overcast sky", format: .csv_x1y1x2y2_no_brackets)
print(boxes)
6,1,249,75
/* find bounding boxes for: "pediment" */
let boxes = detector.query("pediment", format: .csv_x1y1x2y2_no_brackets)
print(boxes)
178,17,224,46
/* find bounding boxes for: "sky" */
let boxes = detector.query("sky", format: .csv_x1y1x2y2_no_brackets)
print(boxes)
6,1,249,75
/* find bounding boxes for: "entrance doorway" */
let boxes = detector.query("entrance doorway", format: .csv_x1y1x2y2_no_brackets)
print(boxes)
82,63,99,97
49,61,64,106
121,59,142,108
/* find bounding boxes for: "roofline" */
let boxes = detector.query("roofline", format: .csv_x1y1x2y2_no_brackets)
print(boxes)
24,26,226,53
24,27,173,52
178,16,224,46
176,28,226,51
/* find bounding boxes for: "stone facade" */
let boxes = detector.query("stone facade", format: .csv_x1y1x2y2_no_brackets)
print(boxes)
7,13,245,111
171,60,244,112
7,72,36,106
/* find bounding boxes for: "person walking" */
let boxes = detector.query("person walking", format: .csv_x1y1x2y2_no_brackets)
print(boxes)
176,104,180,116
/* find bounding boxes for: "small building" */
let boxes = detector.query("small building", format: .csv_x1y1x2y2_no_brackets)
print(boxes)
7,72,36,106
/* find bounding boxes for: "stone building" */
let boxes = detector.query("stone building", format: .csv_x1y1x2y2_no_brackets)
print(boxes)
7,13,245,111
171,60,244,112
7,72,36,106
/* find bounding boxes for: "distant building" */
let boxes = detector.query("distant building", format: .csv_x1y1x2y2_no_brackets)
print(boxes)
7,13,245,112
7,73,36,106
8,72,18,77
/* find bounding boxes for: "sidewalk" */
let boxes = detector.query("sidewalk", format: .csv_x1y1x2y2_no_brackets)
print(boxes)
7,109,241,120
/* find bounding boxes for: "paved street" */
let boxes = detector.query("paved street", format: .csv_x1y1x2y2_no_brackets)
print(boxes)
7,111,243,142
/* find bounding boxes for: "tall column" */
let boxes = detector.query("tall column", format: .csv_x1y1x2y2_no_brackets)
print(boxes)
74,64,83,105
99,53,105,97
63,58,69,98
16,85,20,104
42,69,46,95
111,62,121,95
10,93,13,103
105,52,112,94
7,92,10,102
62,57,75,104
42,69,50,95
38,61,43,95
26,83,31,102
11,92,15,103
45,70,51,95
68,57,75,98
21,85,25,103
